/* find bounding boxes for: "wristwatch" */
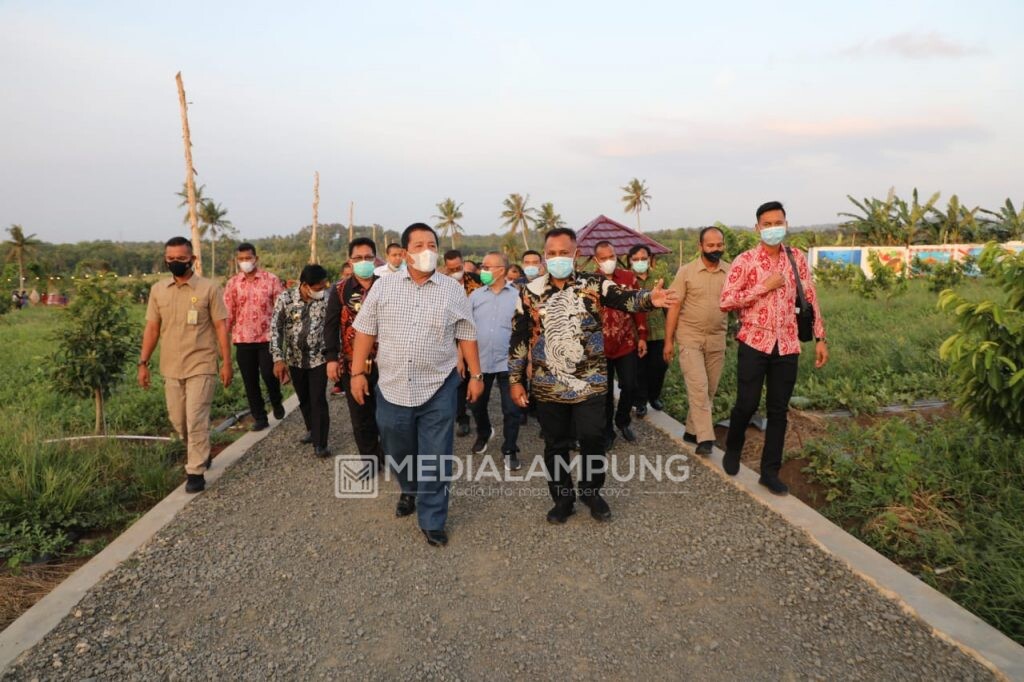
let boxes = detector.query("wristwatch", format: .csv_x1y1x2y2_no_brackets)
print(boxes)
138,358,150,367
815,338,827,343
470,373,484,382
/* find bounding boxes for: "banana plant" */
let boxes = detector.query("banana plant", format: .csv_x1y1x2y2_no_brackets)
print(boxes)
893,188,941,247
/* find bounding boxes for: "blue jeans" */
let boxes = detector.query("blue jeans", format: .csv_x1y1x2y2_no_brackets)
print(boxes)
375,369,459,531
470,371,522,454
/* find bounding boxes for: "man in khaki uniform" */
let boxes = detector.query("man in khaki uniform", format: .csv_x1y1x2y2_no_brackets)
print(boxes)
664,226,730,456
138,236,233,493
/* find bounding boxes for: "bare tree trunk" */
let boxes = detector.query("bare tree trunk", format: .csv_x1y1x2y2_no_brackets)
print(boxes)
175,72,203,275
637,209,642,232
94,388,104,435
348,201,354,244
210,238,216,278
310,171,320,264
521,222,530,251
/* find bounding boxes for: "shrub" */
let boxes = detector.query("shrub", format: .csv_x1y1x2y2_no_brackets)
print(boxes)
814,261,860,287
939,244,1024,435
852,252,908,299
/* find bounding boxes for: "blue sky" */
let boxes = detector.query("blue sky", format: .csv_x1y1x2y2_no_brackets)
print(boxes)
1,0,1021,242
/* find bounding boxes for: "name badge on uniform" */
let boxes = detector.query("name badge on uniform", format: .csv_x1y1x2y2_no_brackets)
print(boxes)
187,309,199,325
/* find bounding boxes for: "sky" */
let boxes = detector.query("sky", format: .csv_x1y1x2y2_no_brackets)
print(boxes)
1,0,1021,243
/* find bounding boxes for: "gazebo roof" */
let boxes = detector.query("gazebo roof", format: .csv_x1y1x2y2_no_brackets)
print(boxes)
575,215,671,257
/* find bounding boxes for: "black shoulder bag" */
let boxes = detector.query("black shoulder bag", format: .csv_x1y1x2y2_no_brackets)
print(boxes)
784,247,815,343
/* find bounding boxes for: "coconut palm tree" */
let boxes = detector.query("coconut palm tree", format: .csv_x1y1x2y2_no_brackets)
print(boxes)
176,183,207,223
197,200,234,277
533,202,566,234
4,225,41,292
433,198,465,248
620,178,651,230
501,193,535,250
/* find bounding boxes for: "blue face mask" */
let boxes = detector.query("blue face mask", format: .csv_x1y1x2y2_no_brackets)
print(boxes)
631,260,649,274
760,226,787,246
523,265,540,279
352,260,375,278
545,256,575,280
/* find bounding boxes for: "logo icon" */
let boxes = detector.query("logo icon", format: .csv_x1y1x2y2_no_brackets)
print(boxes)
334,456,378,498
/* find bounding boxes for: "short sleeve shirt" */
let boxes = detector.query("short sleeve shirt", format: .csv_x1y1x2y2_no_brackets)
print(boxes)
668,258,731,344
146,275,227,379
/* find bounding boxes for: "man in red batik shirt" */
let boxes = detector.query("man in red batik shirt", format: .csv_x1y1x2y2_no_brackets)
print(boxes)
719,201,829,496
223,242,286,431
594,240,648,450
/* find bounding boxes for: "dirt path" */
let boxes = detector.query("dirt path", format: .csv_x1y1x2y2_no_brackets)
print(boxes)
4,396,993,680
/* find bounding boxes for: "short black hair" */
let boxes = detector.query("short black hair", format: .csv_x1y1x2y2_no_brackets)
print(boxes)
300,264,329,285
627,244,652,260
522,249,542,260
236,242,257,256
594,240,614,252
348,237,377,257
165,236,193,252
756,201,786,221
443,249,463,262
544,227,577,244
386,242,402,253
401,223,439,249
698,226,724,244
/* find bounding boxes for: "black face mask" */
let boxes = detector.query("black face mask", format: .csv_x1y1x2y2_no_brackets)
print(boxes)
167,260,192,277
703,250,724,263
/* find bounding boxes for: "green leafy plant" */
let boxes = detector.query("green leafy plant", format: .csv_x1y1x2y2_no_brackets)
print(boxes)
49,276,137,434
939,244,1024,435
852,252,908,299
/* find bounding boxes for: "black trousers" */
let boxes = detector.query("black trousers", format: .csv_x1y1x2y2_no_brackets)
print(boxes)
636,339,668,406
456,374,470,426
235,342,282,422
725,342,799,477
291,364,330,449
605,353,638,436
343,366,382,461
470,371,522,454
536,395,606,504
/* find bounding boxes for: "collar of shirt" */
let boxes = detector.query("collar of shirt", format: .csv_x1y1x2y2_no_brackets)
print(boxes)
167,276,196,288
400,269,446,287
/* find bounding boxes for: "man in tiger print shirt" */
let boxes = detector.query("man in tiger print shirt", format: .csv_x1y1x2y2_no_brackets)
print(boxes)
508,228,678,524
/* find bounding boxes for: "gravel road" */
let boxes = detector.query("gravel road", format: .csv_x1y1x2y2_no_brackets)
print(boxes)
4,395,994,680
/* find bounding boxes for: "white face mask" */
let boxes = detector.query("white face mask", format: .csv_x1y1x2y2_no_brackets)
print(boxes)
450,270,464,281
410,248,437,273
598,258,617,275
238,261,256,274
309,289,326,300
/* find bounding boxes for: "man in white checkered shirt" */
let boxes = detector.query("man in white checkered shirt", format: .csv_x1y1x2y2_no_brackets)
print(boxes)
350,223,484,547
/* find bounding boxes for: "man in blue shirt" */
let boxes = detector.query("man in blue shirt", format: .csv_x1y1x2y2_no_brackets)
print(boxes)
468,251,524,469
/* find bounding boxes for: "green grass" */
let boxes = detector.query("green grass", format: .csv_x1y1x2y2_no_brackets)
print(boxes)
0,305,254,566
798,415,1024,644
660,277,1002,423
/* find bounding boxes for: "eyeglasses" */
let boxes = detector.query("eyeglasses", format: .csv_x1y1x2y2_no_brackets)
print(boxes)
480,265,505,271
350,255,375,262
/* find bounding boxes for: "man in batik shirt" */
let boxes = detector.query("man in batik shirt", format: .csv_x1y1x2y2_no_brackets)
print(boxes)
508,228,678,525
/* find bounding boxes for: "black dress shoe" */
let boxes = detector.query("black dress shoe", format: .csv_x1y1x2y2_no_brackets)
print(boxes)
299,431,313,444
272,403,285,420
723,450,741,476
456,419,471,437
650,399,665,411
546,503,576,524
758,475,789,496
581,494,612,521
682,432,698,444
314,446,333,459
395,494,416,517
635,405,647,418
422,529,448,547
620,426,637,443
695,441,714,456
185,474,205,494
251,419,269,432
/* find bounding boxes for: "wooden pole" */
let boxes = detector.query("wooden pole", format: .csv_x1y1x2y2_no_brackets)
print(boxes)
348,201,354,243
175,72,203,275
310,171,320,264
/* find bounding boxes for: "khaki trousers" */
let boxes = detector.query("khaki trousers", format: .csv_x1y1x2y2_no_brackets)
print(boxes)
677,333,726,443
164,374,217,475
